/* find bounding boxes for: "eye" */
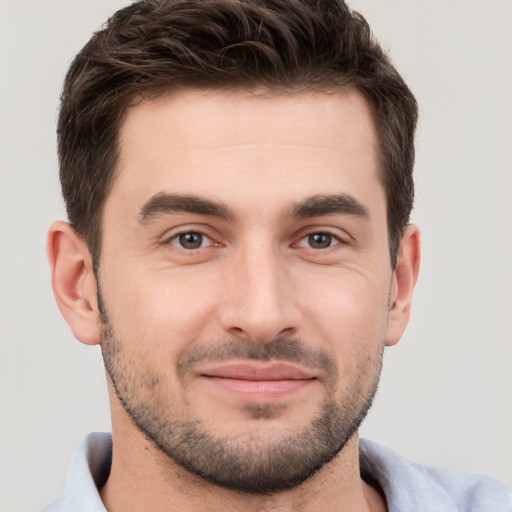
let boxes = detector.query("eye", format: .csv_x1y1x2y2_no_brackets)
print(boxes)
297,232,341,249
168,231,213,250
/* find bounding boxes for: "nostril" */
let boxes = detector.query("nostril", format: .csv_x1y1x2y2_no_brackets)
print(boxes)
277,326,296,337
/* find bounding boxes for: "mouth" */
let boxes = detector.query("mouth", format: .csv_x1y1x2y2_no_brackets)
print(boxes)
197,362,318,401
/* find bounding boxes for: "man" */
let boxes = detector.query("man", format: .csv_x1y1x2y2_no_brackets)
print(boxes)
43,0,511,511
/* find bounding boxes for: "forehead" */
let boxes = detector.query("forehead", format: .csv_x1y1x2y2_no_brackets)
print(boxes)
110,88,382,219
121,87,377,146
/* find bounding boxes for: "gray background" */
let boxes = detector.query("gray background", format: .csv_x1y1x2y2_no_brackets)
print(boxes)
1,1,511,510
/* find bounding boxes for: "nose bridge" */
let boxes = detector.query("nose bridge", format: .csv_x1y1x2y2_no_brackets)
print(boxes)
220,236,300,342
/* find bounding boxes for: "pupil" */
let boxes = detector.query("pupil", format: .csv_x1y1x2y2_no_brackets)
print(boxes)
179,232,202,249
309,233,331,249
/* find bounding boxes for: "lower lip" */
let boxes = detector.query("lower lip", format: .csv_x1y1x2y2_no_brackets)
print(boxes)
203,376,315,400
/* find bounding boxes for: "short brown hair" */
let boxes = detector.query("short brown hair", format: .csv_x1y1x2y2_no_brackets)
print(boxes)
58,0,417,266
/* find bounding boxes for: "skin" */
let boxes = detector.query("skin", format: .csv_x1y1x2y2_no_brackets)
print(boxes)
48,89,420,512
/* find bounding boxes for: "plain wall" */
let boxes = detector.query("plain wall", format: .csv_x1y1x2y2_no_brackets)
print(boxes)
1,1,511,510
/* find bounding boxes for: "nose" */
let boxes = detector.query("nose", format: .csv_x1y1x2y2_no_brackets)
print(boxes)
218,243,302,343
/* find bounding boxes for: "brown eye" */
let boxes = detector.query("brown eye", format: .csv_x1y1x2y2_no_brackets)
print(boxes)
307,233,334,249
169,232,210,249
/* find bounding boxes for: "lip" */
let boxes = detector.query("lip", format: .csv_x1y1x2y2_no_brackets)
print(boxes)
201,362,316,380
197,362,317,400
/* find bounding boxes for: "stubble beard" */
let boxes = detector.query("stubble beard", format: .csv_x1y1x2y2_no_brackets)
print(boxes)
99,309,383,494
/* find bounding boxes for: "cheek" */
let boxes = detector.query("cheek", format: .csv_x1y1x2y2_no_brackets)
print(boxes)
101,265,223,357
304,274,388,399
298,268,391,353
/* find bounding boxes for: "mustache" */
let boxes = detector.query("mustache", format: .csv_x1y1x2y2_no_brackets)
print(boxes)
176,337,336,376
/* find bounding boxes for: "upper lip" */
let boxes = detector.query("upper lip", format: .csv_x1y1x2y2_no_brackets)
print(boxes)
199,362,317,381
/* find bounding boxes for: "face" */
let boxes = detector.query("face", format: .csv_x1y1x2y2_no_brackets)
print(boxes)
98,89,396,492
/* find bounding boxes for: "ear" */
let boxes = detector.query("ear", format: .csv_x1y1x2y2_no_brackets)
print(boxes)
385,224,421,346
47,221,101,345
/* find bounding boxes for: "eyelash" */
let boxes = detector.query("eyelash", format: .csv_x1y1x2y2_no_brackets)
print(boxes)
294,231,345,250
164,229,346,252
165,231,218,250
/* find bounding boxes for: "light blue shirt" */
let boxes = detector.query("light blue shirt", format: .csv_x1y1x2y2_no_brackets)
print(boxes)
43,432,512,511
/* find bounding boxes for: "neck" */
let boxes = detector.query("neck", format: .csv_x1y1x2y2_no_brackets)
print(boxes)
100,418,386,512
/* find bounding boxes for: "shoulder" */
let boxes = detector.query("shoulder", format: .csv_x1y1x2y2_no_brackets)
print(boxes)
359,438,512,512
41,432,112,512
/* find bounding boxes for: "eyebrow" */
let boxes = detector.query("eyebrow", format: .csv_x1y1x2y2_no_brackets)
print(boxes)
288,194,369,220
139,192,234,223
138,192,368,224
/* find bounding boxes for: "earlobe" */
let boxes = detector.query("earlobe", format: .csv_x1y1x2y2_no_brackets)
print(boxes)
47,221,101,345
385,224,421,346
